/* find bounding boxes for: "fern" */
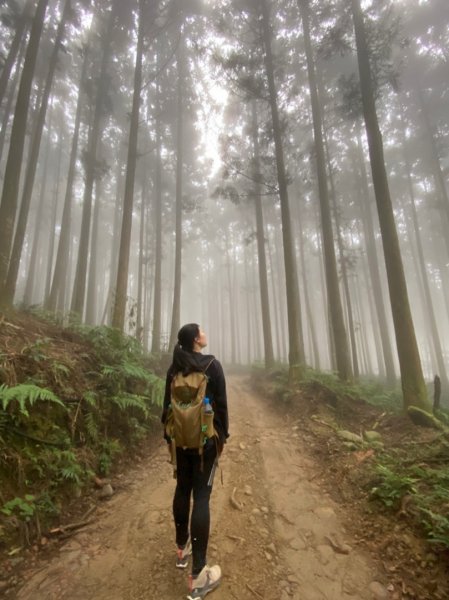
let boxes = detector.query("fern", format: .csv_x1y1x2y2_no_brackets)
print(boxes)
120,361,151,381
110,393,149,417
0,384,66,417
60,467,81,484
83,391,98,407
149,376,165,407
84,411,99,441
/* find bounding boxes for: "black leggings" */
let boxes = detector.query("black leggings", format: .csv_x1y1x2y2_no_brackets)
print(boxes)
173,442,217,575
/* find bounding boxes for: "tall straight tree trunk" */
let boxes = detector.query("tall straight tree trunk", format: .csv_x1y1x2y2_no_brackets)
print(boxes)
44,127,63,302
47,48,88,312
23,122,52,306
296,197,320,369
353,126,396,384
112,0,145,330
267,228,282,361
224,229,236,364
328,168,359,379
151,64,163,352
136,183,145,341
0,35,27,169
0,0,49,301
72,2,117,319
351,0,428,410
102,155,125,325
4,0,71,304
298,0,352,380
250,100,274,368
85,179,101,325
168,40,184,349
415,85,449,242
398,102,449,392
0,0,34,107
260,0,304,371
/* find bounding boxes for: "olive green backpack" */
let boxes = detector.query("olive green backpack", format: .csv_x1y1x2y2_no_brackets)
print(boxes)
165,360,215,472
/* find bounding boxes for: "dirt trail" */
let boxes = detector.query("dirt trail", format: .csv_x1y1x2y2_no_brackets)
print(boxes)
15,376,386,600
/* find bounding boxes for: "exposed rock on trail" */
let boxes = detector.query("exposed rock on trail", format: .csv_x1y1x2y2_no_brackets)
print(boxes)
13,376,387,599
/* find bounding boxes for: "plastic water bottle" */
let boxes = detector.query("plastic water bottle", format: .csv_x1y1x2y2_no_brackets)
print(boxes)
203,397,213,414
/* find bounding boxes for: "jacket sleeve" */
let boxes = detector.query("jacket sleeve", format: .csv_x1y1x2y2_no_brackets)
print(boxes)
210,360,229,445
161,366,173,427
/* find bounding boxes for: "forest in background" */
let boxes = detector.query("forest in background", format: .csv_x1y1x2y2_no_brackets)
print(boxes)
0,0,448,410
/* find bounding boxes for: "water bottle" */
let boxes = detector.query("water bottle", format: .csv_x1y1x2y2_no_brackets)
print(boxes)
202,397,214,437
203,397,213,414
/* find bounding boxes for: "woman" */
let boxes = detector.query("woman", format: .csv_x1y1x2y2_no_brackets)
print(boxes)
162,323,229,600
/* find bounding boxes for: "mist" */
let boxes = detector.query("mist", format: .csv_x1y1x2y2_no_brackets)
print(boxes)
0,0,448,405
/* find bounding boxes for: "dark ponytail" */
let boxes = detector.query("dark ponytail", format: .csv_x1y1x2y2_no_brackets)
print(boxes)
177,323,200,352
172,323,203,375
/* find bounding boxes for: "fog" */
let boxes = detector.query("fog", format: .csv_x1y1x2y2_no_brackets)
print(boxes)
0,0,448,402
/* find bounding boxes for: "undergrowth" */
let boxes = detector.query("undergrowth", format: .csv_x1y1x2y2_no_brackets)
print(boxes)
253,364,449,552
0,314,165,548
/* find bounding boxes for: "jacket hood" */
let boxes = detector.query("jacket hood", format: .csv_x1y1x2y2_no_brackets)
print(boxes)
172,344,215,375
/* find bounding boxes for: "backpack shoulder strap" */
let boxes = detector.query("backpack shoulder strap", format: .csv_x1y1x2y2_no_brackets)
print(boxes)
204,358,214,374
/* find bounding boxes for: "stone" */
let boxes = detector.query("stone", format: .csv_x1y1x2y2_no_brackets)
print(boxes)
267,543,277,554
364,430,382,442
244,485,253,496
368,581,389,599
337,430,363,444
99,483,114,499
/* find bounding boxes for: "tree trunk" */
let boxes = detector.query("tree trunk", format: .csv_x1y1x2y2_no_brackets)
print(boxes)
47,47,88,312
168,40,184,349
0,0,34,107
351,0,429,410
296,195,320,369
23,121,52,306
250,100,274,368
111,0,145,330
0,0,49,301
151,63,163,353
260,0,304,372
136,183,145,341
398,100,449,392
0,33,28,169
71,2,117,319
353,125,396,384
44,126,63,303
85,179,101,325
4,0,71,305
298,0,352,380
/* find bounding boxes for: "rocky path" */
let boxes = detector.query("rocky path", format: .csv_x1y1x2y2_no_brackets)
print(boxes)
15,376,388,600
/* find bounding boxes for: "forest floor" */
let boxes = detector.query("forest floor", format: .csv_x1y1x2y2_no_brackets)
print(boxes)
2,375,448,600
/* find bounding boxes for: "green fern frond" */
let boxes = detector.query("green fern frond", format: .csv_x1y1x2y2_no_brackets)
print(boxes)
52,362,70,376
84,412,99,441
60,467,81,484
120,362,150,381
148,377,165,408
110,394,149,417
0,384,66,417
83,391,98,407
101,365,117,379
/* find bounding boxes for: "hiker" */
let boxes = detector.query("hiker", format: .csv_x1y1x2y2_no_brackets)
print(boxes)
162,323,229,600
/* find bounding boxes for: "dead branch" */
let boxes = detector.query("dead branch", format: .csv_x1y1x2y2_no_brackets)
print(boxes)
246,583,264,599
227,534,245,544
230,487,243,510
49,505,97,536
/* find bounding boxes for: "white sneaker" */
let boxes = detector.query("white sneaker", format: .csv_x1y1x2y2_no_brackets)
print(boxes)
187,564,222,600
176,538,192,569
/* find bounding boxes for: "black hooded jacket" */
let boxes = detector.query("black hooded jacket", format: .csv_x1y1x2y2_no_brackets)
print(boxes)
161,346,229,446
